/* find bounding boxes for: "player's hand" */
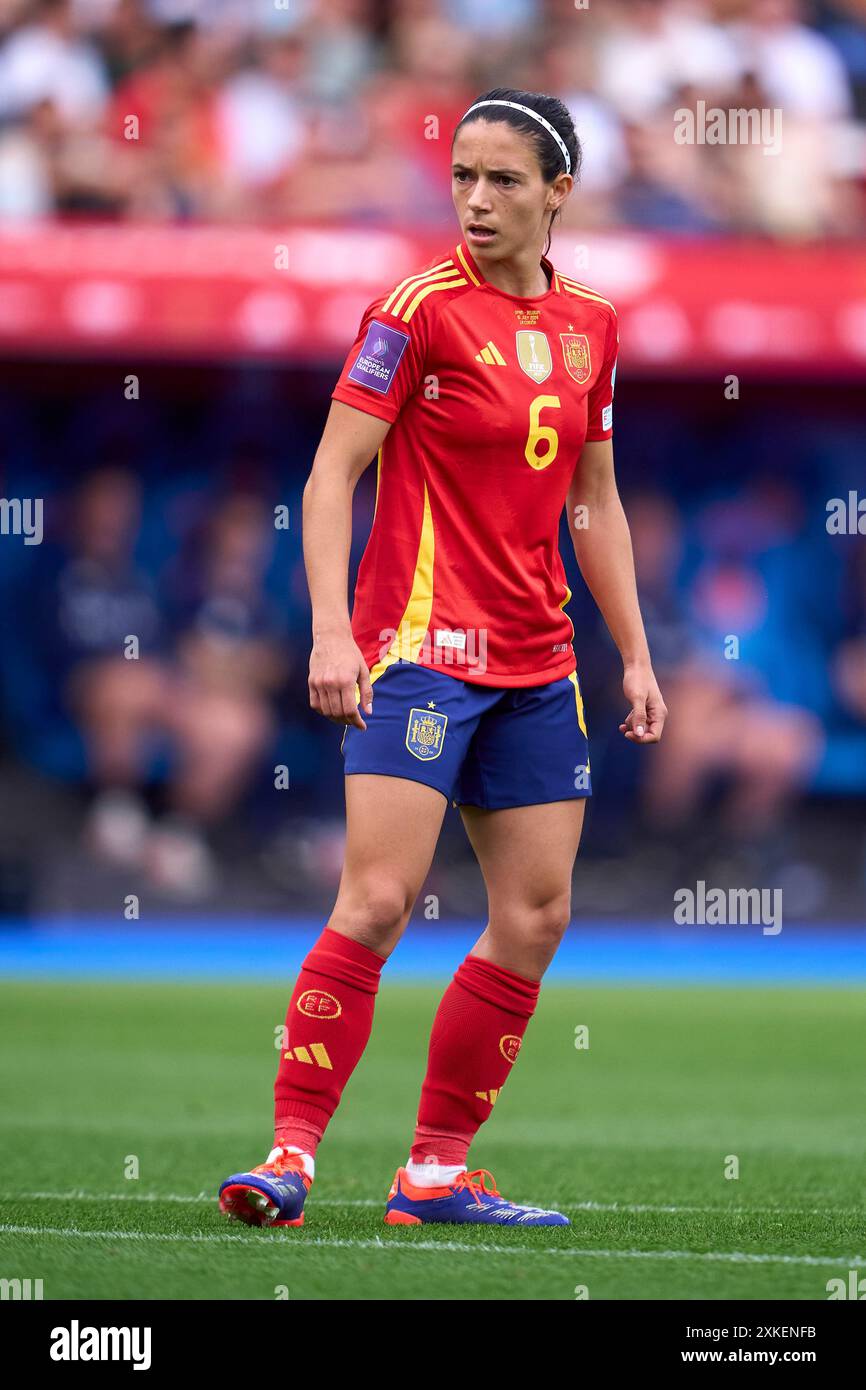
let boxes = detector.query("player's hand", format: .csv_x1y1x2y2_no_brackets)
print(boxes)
620,662,667,744
308,629,373,730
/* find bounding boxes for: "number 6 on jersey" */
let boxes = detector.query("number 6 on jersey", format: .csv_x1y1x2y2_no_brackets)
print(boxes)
525,394,561,471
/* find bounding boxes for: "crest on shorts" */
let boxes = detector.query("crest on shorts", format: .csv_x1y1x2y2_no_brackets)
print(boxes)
406,707,448,761
516,330,552,383
560,332,592,384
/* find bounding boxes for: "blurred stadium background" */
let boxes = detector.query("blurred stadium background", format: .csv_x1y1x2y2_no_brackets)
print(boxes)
0,0,865,931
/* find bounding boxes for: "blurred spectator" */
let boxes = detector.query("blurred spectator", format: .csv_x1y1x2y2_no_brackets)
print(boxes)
730,0,852,119
0,0,109,123
616,116,728,232
302,0,378,104
822,0,866,120
16,470,287,898
445,0,538,34
212,35,306,215
0,107,53,215
596,0,741,123
105,19,224,218
28,467,168,865
149,491,286,894
632,485,825,842
834,540,866,722
541,35,628,212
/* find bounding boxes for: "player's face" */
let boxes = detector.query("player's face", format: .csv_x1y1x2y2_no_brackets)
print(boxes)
451,121,569,264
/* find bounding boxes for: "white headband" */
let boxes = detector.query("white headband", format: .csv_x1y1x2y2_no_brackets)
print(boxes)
460,99,572,176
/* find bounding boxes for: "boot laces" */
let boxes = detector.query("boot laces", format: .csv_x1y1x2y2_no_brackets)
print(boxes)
453,1168,501,1204
252,1146,311,1180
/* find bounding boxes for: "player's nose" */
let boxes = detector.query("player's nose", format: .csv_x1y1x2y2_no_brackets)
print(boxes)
467,179,494,206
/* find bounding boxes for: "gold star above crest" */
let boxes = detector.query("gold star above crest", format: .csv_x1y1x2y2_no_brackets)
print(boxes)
568,323,574,331
427,701,436,709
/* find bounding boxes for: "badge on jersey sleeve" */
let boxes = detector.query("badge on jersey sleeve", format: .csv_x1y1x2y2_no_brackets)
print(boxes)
516,330,552,382
348,319,410,395
406,707,448,761
560,333,592,384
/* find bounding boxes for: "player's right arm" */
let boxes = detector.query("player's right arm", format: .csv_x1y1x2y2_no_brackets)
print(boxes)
303,400,391,730
306,269,433,727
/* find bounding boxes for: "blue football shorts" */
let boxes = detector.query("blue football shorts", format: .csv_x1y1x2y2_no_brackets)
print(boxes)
341,660,591,810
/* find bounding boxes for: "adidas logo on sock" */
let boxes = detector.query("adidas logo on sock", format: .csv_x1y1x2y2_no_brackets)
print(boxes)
283,1044,333,1069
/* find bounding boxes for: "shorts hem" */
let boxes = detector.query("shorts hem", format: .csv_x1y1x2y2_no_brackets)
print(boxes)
344,766,451,802
454,789,592,811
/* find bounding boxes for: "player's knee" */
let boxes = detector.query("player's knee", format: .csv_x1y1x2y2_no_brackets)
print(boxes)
333,876,412,948
503,893,572,952
533,893,572,948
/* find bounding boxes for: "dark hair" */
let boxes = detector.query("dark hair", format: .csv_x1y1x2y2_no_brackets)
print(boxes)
452,88,581,256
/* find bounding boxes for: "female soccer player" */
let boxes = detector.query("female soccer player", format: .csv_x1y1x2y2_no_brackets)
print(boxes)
219,87,667,1228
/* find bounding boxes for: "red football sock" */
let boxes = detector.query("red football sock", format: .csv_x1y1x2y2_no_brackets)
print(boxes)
410,953,540,1168
274,926,386,1153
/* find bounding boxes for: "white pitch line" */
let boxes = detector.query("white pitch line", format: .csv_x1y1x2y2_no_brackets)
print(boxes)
0,1223,864,1267
8,1191,378,1208
4,1191,865,1217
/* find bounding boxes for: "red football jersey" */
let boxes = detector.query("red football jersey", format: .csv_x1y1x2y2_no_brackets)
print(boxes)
330,238,618,688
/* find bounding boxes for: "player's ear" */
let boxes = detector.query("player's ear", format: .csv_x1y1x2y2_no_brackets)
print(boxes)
551,174,572,208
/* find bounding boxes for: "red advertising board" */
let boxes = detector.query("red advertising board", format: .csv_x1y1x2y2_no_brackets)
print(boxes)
0,221,862,376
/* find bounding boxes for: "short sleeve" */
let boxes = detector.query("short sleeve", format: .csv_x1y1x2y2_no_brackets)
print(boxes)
584,307,618,442
330,293,430,424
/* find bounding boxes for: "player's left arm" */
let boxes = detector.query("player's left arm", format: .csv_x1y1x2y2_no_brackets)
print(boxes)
566,438,667,744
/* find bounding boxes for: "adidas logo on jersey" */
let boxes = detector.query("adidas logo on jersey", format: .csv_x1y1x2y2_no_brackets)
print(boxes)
474,341,507,365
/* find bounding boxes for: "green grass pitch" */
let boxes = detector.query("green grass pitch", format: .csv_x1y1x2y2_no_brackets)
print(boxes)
1,978,863,1300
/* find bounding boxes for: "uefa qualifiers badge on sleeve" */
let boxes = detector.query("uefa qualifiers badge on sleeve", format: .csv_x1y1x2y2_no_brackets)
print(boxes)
348,319,410,395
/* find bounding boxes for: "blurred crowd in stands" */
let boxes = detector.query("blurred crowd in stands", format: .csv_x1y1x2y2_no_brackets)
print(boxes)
1,374,864,910
0,0,864,238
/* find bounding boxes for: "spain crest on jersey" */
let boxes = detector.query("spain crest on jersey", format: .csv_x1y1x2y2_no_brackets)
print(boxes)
560,333,592,384
406,707,448,761
515,330,552,383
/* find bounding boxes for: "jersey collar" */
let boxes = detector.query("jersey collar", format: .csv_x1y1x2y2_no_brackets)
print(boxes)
455,239,560,301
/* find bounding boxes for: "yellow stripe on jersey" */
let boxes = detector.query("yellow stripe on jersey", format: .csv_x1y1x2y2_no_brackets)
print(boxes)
387,264,465,320
372,443,383,523
558,277,616,315
568,670,588,738
401,275,468,322
382,259,457,315
559,272,614,299
560,584,588,736
455,242,482,286
368,480,435,685
559,581,575,646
